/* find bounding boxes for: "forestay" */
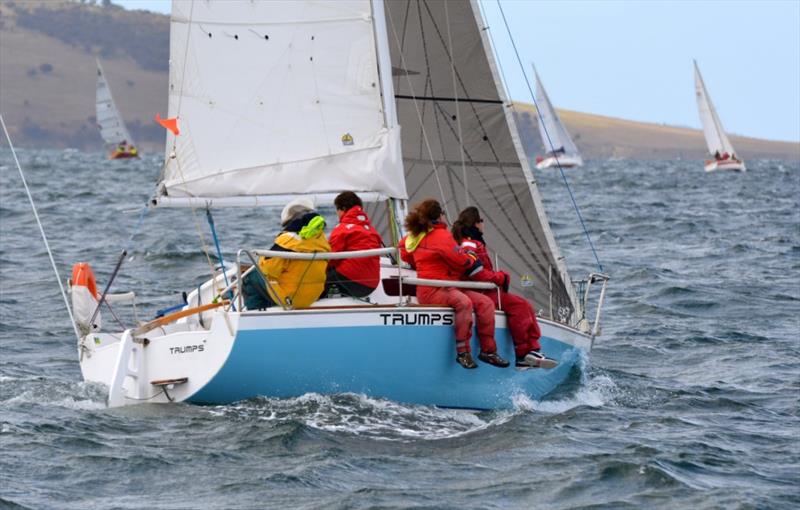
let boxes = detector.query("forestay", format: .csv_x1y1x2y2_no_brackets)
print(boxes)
694,61,736,156
158,0,407,203
367,0,576,324
534,67,580,158
95,60,134,148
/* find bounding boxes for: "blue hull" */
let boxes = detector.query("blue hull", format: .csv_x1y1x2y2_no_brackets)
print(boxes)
188,317,586,410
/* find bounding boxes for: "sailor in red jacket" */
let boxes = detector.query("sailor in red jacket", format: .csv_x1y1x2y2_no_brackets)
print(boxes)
452,206,558,369
399,199,509,370
325,192,383,298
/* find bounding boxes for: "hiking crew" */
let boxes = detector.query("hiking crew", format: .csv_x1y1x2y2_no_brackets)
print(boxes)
324,191,383,298
399,199,510,370
244,197,330,310
452,207,558,369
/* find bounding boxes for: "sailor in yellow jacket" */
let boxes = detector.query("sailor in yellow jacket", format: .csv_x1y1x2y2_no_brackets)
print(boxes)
257,198,331,309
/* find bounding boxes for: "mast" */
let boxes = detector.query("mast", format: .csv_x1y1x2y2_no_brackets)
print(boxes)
371,0,407,245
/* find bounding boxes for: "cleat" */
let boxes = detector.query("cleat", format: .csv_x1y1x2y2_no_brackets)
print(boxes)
456,352,478,369
478,351,510,368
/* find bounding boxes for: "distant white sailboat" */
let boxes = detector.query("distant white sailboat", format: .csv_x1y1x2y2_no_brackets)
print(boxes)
533,65,583,170
694,60,745,172
95,59,139,159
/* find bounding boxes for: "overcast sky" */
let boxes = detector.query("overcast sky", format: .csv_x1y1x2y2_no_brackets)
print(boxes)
115,0,800,143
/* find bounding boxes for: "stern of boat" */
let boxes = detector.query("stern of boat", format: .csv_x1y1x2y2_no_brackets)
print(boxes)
79,309,238,407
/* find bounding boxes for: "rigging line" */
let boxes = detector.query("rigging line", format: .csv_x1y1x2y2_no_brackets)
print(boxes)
205,207,231,291
477,0,513,103
205,208,237,311
443,0,468,206
415,1,452,215
496,0,604,273
411,0,560,286
0,115,81,343
429,100,555,282
386,0,449,217
174,0,195,126
420,0,547,249
88,197,149,332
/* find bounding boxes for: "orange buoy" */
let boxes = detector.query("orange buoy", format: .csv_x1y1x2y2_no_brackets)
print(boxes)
71,262,98,298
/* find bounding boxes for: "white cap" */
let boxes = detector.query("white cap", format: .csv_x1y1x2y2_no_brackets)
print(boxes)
280,197,316,225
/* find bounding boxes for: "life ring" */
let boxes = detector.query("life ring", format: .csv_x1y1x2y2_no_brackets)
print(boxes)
71,262,98,298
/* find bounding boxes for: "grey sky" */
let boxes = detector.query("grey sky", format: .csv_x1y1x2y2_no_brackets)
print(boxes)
116,0,800,142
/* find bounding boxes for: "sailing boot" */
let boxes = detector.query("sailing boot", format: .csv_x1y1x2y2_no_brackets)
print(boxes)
478,351,510,368
517,350,558,369
456,352,478,369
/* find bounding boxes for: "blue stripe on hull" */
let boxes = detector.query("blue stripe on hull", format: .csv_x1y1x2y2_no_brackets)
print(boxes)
189,325,583,410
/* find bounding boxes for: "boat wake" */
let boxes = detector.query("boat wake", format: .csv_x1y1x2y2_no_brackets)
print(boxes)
206,392,514,441
204,367,618,441
513,372,618,414
0,375,107,411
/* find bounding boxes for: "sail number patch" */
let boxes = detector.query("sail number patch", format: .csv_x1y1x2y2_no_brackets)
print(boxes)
379,313,454,326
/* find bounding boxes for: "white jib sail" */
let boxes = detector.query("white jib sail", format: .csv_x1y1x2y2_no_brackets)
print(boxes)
159,0,407,203
95,60,134,148
694,61,736,156
533,67,580,159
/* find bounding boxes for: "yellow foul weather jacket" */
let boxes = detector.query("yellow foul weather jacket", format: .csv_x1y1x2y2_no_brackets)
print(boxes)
258,215,331,309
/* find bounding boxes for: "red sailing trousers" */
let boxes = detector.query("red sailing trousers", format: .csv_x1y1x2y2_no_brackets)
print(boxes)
417,286,498,354
490,291,542,357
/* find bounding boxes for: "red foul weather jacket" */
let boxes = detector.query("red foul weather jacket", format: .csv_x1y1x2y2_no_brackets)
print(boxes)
328,206,383,289
399,223,482,281
459,236,509,289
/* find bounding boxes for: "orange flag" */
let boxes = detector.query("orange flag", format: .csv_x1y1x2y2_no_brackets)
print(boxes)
155,114,180,136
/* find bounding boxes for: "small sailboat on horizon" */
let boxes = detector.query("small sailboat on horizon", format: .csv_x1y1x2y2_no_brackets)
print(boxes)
95,59,139,160
532,65,583,170
694,60,745,172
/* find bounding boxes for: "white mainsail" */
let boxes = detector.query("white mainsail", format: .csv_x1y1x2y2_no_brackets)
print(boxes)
158,0,406,203
95,60,134,148
533,66,581,161
694,60,736,156
367,0,577,322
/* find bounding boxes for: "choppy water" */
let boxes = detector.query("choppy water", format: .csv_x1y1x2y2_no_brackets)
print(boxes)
1,150,798,509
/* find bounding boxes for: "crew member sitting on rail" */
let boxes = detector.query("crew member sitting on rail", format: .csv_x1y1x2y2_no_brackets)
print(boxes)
452,206,558,369
399,199,509,370
323,191,383,298
243,197,330,310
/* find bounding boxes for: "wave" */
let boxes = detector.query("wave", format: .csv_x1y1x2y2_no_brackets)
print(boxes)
205,392,518,441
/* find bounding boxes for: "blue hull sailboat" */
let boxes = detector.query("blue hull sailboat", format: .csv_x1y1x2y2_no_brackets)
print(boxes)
74,0,608,410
